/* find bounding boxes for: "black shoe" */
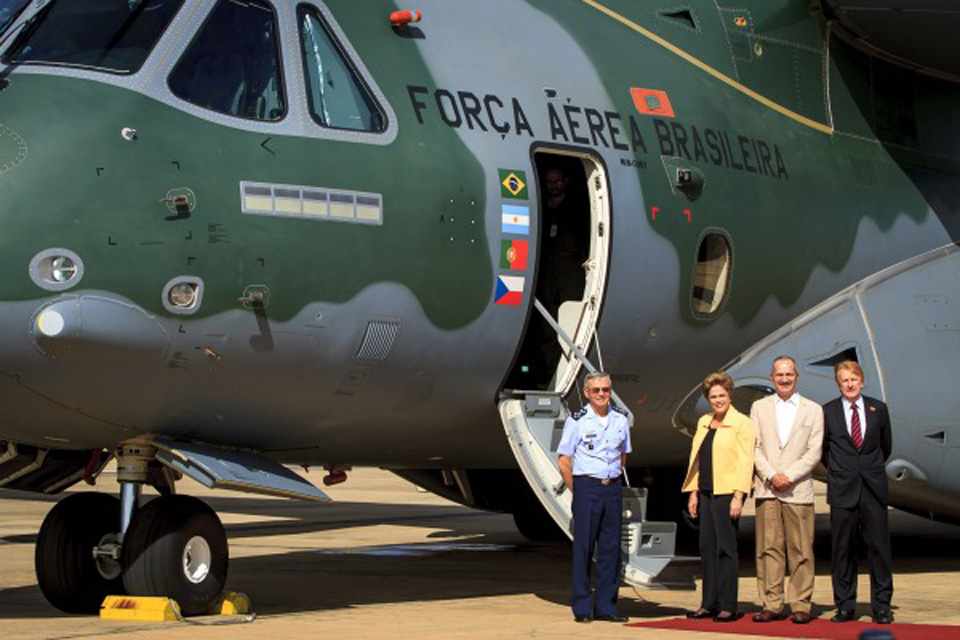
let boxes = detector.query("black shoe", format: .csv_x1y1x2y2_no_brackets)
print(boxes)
713,611,737,622
686,608,715,619
594,614,629,623
873,610,893,624
831,609,857,623
574,615,592,623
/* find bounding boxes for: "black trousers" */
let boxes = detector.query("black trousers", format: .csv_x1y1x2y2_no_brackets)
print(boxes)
699,491,739,612
830,487,894,612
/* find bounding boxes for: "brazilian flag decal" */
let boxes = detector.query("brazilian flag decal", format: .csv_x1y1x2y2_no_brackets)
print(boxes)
499,169,528,199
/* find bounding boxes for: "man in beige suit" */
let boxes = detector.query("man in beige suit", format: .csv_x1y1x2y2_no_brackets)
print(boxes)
750,356,824,624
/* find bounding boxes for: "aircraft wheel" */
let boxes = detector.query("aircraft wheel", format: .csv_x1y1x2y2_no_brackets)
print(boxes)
35,493,124,613
512,505,568,543
121,495,228,616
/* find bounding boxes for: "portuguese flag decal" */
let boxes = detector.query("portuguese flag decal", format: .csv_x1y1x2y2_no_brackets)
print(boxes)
500,239,528,271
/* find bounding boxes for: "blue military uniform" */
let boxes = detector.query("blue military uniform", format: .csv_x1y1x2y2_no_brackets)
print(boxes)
557,403,632,619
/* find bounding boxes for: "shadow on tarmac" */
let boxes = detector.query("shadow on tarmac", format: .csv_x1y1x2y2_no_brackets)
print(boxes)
0,535,570,619
1,493,958,620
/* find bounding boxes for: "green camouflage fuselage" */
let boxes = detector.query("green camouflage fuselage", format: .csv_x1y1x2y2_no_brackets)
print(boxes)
0,1,956,503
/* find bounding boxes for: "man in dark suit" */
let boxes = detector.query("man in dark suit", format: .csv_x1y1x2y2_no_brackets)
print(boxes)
822,360,894,624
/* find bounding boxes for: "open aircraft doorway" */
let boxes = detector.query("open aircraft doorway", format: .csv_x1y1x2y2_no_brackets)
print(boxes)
503,149,611,395
496,150,678,586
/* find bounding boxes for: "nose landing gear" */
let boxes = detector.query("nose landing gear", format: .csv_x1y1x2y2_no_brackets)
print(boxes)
33,442,229,615
121,495,228,616
35,492,125,613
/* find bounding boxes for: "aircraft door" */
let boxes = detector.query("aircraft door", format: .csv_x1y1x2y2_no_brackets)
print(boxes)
503,151,611,394
499,393,571,532
553,159,611,392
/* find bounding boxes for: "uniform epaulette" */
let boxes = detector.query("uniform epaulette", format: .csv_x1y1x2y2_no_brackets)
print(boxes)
571,407,588,420
610,405,629,416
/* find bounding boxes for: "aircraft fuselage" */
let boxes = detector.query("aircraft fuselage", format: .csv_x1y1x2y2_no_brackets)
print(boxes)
0,0,958,521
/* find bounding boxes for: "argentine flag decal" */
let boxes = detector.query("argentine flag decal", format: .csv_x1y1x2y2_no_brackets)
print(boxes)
501,204,530,235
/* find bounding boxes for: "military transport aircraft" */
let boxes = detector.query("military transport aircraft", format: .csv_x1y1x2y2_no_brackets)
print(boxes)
0,0,957,616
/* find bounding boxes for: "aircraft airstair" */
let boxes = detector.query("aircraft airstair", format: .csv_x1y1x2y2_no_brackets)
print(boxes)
499,300,688,590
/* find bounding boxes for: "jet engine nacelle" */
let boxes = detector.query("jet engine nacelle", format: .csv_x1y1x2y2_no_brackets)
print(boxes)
823,1,960,83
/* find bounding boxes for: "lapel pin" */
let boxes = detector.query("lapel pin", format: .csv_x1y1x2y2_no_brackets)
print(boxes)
868,405,876,413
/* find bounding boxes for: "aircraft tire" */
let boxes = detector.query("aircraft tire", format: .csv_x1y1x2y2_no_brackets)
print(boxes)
512,506,568,543
35,492,124,614
121,495,228,616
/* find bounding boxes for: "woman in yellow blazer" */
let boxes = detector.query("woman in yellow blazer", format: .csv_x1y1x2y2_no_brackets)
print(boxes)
681,371,756,622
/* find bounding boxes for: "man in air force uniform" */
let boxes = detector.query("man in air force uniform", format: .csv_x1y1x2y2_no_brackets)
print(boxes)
558,372,631,624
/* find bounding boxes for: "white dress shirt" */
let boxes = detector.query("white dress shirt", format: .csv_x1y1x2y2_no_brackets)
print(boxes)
774,393,800,448
841,396,867,440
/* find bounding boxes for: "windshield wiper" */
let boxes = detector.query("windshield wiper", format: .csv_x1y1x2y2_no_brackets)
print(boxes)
0,0,57,61
94,0,148,71
0,0,31,37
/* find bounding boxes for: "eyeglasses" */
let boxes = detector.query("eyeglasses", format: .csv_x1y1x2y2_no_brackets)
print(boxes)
587,387,611,394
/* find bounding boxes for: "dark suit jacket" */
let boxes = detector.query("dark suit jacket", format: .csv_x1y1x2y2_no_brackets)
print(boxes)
822,395,892,509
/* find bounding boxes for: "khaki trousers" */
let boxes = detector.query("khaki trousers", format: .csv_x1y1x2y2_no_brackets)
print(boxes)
755,498,815,614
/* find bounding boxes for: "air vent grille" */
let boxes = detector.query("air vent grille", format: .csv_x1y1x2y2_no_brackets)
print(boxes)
356,320,400,362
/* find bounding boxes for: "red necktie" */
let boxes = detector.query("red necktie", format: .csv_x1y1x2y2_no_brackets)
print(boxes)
850,404,863,449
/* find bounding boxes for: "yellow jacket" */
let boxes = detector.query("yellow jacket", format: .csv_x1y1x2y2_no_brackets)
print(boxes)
681,405,756,495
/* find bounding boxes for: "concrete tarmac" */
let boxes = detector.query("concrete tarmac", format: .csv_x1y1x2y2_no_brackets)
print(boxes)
1,468,959,640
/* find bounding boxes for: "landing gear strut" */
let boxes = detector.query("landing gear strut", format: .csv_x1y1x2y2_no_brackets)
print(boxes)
34,441,229,615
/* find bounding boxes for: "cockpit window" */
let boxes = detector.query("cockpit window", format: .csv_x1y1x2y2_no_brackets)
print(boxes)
298,5,385,132
0,0,30,37
168,0,285,122
4,0,183,74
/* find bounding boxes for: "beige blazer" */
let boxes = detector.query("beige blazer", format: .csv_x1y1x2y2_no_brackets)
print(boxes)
751,393,824,504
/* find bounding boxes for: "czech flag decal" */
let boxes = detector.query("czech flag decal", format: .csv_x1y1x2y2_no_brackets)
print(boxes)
494,275,525,306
